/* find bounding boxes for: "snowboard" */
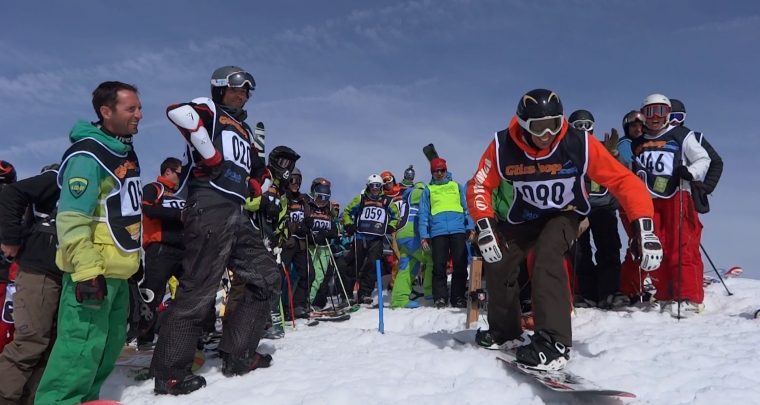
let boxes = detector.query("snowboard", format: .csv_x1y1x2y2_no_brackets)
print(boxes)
451,329,636,398
115,346,205,380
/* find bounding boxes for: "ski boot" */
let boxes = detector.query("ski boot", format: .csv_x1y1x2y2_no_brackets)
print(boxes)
221,351,273,377
154,374,207,395
515,330,569,371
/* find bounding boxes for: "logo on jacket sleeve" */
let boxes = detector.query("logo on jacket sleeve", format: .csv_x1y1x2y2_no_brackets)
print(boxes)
68,177,89,198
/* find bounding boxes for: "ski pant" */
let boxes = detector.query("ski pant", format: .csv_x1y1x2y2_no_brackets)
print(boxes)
575,207,622,302
486,212,579,347
431,233,468,305
34,275,128,405
650,192,704,303
0,270,60,405
308,245,329,305
355,237,384,300
136,243,184,345
151,196,278,382
390,238,432,308
281,240,311,311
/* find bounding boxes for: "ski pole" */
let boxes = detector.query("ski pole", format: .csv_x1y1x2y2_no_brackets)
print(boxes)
376,259,384,334
701,243,733,296
327,243,354,307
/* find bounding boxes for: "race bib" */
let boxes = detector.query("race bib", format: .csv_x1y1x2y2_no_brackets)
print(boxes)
121,177,143,216
360,206,387,223
638,150,675,176
221,130,252,171
311,218,331,231
514,178,575,210
290,210,304,223
161,198,186,210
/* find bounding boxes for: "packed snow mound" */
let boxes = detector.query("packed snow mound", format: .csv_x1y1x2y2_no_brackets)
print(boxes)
102,276,760,404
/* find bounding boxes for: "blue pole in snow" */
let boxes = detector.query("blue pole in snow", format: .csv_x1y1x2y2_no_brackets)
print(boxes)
376,259,384,334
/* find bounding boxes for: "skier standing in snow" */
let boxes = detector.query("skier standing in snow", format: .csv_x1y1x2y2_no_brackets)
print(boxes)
342,175,400,305
390,182,433,309
631,94,710,318
0,164,61,404
418,157,475,309
466,89,662,370
151,66,278,395
303,178,340,309
136,157,186,350
277,168,313,318
568,110,627,309
668,98,723,214
34,81,144,404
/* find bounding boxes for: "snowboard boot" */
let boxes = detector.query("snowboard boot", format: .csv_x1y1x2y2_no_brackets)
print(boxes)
154,374,207,395
434,298,447,309
452,297,467,308
221,352,273,377
476,328,531,350
515,330,570,371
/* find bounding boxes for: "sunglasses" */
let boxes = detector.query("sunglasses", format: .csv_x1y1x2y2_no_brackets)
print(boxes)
669,112,686,123
432,168,446,174
571,120,594,131
641,104,670,119
368,182,383,190
170,168,182,175
520,115,563,138
210,71,256,89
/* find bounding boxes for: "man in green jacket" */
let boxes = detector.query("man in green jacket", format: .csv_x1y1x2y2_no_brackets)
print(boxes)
35,81,143,405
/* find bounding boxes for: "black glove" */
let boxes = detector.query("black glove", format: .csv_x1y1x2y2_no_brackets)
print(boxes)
674,165,693,181
262,193,280,220
386,225,396,234
345,223,356,236
75,275,108,303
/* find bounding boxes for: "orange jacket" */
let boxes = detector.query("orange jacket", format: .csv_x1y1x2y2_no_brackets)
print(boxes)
466,117,653,223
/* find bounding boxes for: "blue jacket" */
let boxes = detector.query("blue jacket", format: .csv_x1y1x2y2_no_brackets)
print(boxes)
418,173,474,239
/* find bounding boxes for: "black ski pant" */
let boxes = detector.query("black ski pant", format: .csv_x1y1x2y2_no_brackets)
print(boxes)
137,243,184,345
431,233,469,304
355,237,384,300
575,207,622,303
486,212,579,347
281,240,311,311
151,193,278,382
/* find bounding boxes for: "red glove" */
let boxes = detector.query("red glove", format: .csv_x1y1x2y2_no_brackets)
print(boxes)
248,178,262,198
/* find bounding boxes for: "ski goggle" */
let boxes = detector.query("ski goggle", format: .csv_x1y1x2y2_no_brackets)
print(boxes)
669,112,686,123
210,71,256,89
368,182,383,191
641,104,671,119
519,115,563,138
383,176,394,189
289,176,301,186
271,157,295,171
571,119,594,131
313,192,331,203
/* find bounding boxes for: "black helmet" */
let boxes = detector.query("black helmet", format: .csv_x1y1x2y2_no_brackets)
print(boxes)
403,165,415,183
568,109,595,131
267,146,300,181
210,65,256,103
516,89,564,137
310,177,332,207
0,160,16,184
40,163,60,173
669,98,686,113
622,110,646,137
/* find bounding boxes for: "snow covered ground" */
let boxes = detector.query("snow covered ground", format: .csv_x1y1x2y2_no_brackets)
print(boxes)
102,276,760,405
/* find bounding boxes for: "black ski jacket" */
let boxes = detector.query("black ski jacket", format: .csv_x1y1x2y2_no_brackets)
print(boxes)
0,170,62,280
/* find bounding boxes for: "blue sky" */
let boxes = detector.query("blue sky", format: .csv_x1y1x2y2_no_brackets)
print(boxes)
1,0,758,275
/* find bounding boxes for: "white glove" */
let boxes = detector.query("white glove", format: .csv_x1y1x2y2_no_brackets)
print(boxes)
476,218,504,264
631,218,663,272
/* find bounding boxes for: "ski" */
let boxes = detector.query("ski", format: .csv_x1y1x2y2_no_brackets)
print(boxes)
452,329,635,397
